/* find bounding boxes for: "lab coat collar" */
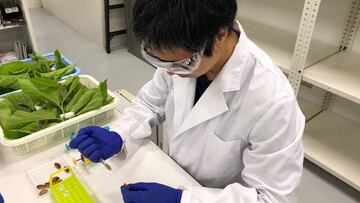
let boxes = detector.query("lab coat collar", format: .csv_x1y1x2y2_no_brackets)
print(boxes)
217,20,249,92
174,20,250,136
173,75,228,136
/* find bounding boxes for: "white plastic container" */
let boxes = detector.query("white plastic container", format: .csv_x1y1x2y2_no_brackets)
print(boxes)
0,75,119,154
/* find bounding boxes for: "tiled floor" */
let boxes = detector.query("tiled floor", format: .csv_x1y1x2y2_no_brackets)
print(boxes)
28,7,360,203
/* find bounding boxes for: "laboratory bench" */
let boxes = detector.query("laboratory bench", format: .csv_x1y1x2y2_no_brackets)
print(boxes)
0,93,200,203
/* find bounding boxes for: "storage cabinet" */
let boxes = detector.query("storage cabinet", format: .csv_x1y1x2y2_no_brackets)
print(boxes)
300,0,360,192
237,0,350,73
237,0,360,191
0,0,32,61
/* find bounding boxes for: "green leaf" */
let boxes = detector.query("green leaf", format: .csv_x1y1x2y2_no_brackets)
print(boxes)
29,52,55,67
77,81,109,115
29,52,48,61
18,78,62,111
77,91,103,115
62,76,78,88
30,77,60,88
3,110,59,130
70,89,97,113
99,80,108,105
47,106,60,116
0,98,14,125
0,61,29,75
0,61,31,91
29,61,48,74
54,50,67,69
4,121,39,139
40,64,75,80
29,52,54,73
0,73,29,90
5,92,35,112
65,87,87,112
62,76,84,105
1,76,110,140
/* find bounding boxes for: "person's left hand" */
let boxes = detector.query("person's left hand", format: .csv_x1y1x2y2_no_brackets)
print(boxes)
121,182,182,203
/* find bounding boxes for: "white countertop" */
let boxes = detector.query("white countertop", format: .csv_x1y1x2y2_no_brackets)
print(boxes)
0,95,200,202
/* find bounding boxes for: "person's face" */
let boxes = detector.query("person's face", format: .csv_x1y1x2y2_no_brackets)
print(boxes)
148,48,219,78
147,27,229,78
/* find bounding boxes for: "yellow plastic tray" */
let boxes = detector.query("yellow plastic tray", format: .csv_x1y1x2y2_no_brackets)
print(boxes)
49,166,95,203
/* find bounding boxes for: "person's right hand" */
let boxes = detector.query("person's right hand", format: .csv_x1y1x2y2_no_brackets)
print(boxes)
69,126,123,162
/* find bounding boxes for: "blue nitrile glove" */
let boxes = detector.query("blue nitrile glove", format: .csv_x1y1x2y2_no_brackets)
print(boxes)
0,193,4,203
121,182,182,203
69,126,123,162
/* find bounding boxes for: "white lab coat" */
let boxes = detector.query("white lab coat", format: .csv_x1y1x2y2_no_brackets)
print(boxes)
112,21,305,203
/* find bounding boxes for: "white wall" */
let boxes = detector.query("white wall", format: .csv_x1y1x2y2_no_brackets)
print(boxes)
24,0,42,8
20,0,39,51
41,0,126,49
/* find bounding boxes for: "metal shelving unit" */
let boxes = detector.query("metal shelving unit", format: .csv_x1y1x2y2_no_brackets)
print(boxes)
104,0,127,53
303,52,360,104
238,0,360,191
298,93,360,191
303,111,360,191
0,23,23,31
237,0,346,76
0,0,32,59
294,0,360,192
239,18,336,75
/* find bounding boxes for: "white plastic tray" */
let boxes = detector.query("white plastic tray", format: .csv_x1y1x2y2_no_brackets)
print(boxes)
27,152,123,203
0,75,119,154
27,157,71,201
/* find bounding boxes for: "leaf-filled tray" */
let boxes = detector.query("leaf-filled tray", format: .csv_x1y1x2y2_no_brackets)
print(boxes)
0,75,119,154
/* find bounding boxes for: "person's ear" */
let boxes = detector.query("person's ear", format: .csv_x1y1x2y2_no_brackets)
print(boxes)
214,27,229,49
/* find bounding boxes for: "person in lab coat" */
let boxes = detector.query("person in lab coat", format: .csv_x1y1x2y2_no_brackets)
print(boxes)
70,0,305,202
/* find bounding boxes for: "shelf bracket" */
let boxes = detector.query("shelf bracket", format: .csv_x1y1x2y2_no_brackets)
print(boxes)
340,0,360,51
289,0,322,95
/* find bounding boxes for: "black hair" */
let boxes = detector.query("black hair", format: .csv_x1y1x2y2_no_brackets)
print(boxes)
133,0,238,56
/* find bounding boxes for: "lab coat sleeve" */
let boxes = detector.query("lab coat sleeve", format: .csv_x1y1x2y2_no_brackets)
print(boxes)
111,69,171,157
181,96,305,203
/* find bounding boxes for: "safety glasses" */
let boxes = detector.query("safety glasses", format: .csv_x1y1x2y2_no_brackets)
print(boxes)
141,41,205,74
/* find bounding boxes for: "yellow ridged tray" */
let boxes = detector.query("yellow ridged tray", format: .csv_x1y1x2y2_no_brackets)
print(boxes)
49,166,94,203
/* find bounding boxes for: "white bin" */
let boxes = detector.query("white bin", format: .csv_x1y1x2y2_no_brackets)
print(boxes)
0,75,119,154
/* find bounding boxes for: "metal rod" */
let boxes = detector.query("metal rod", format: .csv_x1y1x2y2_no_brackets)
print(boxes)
105,0,111,53
306,109,324,123
109,3,125,10
110,30,127,38
100,158,112,171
